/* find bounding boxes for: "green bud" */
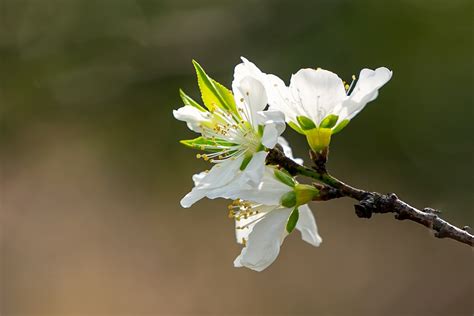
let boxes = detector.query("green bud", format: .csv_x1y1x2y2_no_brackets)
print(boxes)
286,207,299,233
294,184,319,206
280,191,297,208
274,169,296,187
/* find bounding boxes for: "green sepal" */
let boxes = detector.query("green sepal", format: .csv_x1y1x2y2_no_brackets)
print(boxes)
240,154,253,171
192,60,237,115
288,121,305,134
296,115,317,130
286,207,299,233
274,169,296,187
319,114,339,129
280,191,297,208
294,184,319,206
332,119,350,135
180,136,235,151
257,125,264,137
179,89,206,111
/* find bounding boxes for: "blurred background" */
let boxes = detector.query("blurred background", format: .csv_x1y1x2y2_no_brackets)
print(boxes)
1,0,473,315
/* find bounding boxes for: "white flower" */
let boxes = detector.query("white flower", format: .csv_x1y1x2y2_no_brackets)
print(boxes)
217,164,321,271
235,57,392,151
231,205,321,272
174,61,286,207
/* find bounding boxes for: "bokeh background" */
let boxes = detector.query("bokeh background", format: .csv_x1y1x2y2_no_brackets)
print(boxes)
1,0,473,315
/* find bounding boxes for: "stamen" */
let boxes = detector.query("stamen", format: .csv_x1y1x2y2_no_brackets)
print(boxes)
346,74,358,95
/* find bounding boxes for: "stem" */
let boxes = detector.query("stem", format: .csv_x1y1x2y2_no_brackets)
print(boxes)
267,148,474,247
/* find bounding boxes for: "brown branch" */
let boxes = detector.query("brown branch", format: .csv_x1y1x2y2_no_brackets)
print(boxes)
267,148,474,247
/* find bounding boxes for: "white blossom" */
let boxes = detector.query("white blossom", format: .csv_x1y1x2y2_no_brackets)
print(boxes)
174,61,286,207
235,57,392,151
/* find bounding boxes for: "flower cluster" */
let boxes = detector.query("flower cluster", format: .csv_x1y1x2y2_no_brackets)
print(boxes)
174,58,392,271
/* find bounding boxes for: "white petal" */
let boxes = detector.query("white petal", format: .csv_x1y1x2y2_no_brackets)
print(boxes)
277,137,303,165
350,67,392,103
343,67,392,120
208,165,291,205
233,76,268,127
261,125,278,149
233,57,266,84
234,208,292,271
234,205,275,244
198,157,244,189
296,205,322,247
265,74,301,123
180,187,209,208
173,106,210,133
179,156,244,208
233,58,301,125
258,110,286,148
290,68,346,125
241,151,267,186
191,172,207,186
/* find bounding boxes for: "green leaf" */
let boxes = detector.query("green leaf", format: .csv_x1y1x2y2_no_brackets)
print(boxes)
296,116,316,130
179,89,206,111
192,60,237,114
180,136,235,151
286,207,299,233
280,191,297,208
274,169,296,187
288,121,305,134
332,119,350,134
319,114,339,129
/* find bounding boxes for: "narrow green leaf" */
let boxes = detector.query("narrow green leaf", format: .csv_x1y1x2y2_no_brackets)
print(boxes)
180,136,235,151
319,114,339,129
274,169,296,187
212,79,237,113
296,116,316,130
286,207,299,233
332,119,350,134
192,60,237,114
179,89,206,111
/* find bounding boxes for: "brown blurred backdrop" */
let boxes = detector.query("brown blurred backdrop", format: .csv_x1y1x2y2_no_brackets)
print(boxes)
1,0,473,315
